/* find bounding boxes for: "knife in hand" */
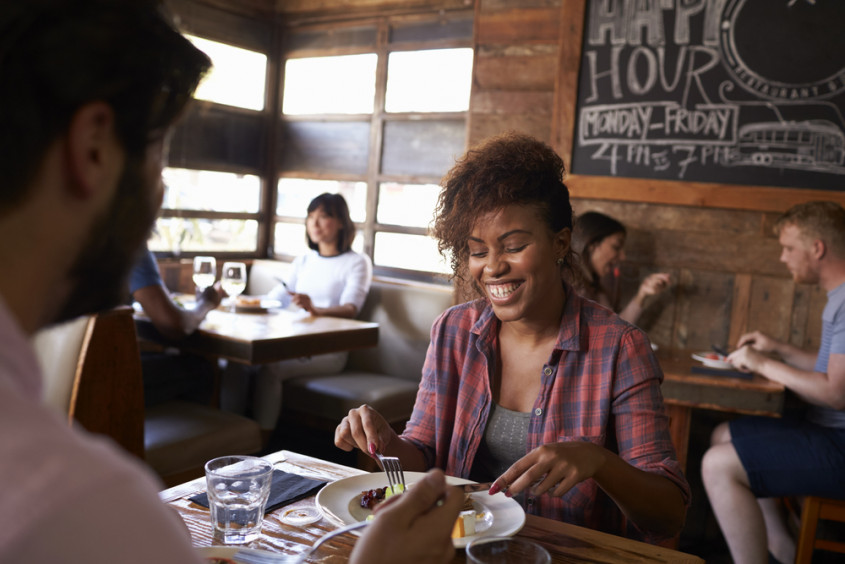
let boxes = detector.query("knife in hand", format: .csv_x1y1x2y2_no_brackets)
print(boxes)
460,482,495,493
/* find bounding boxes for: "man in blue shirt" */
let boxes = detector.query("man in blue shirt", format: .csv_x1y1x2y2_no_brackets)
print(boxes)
130,245,223,405
702,201,845,564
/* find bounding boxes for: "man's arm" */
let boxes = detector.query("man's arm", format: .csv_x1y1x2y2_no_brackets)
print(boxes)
729,347,845,409
133,283,222,340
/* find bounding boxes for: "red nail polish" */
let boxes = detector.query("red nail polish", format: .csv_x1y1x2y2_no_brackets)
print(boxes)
488,484,500,495
368,442,376,456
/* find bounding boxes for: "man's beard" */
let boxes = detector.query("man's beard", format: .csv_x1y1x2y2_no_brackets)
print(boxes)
53,154,158,324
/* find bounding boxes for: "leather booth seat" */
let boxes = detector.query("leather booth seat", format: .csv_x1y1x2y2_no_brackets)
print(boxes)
145,400,262,485
281,278,454,428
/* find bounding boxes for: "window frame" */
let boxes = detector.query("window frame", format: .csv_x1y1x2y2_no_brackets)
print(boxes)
274,10,473,283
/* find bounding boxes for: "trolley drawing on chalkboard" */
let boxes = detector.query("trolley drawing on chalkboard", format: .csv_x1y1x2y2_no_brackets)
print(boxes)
728,119,845,170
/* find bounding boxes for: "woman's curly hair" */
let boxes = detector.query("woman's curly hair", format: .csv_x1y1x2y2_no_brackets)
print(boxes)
431,132,582,294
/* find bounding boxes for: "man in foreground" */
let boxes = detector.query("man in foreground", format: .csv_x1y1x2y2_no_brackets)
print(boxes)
702,201,845,564
0,1,461,562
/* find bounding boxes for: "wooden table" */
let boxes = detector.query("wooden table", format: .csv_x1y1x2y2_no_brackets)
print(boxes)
162,450,704,563
135,306,379,365
658,351,787,470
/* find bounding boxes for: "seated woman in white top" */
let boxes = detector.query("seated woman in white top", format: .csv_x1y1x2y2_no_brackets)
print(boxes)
226,193,372,431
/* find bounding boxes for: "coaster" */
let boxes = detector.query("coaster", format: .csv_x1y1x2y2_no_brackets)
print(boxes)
280,505,322,526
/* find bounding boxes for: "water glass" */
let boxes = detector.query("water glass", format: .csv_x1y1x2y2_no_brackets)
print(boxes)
193,256,217,290
466,537,552,564
205,455,273,544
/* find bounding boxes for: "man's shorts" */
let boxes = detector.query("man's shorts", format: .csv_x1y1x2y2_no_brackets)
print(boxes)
730,415,845,498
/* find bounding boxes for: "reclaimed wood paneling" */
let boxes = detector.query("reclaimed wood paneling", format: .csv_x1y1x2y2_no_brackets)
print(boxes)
473,53,558,91
747,276,795,345
277,0,470,17
468,113,554,147
673,269,734,353
475,8,560,44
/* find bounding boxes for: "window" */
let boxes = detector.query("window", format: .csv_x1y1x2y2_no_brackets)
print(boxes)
276,11,473,281
155,28,271,257
186,35,267,111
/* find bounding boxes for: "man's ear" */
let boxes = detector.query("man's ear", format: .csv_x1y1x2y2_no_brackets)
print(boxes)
64,101,122,199
813,238,827,261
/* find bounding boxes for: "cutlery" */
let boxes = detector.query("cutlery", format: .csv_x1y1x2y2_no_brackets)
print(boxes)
274,276,294,295
374,452,405,493
711,344,729,357
460,482,494,493
233,520,370,563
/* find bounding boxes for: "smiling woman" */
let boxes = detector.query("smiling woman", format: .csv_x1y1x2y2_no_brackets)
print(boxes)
334,132,690,544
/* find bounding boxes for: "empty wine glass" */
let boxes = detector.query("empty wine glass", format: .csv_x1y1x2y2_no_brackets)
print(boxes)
193,256,217,291
221,262,247,310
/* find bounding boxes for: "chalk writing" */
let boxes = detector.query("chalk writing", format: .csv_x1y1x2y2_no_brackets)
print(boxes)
572,0,845,190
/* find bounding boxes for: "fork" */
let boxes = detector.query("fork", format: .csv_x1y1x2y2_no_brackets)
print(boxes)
374,452,406,493
232,520,370,563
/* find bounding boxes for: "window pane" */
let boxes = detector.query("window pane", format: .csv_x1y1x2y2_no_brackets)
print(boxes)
277,179,367,223
283,54,377,115
163,168,261,213
374,232,449,274
377,182,439,228
385,49,472,113
274,222,309,257
149,218,258,254
382,120,466,176
186,35,266,111
280,121,370,175
274,222,365,257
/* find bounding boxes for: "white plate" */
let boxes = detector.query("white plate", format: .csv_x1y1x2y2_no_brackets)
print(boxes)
197,546,298,563
692,351,733,370
223,297,282,313
315,472,525,549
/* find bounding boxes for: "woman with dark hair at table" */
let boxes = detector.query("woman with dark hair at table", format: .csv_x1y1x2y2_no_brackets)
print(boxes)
334,132,689,543
572,211,671,325
225,193,372,434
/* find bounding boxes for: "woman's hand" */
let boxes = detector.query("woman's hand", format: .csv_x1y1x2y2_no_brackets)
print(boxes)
349,469,463,564
335,405,398,458
637,272,671,299
489,441,607,498
291,292,316,314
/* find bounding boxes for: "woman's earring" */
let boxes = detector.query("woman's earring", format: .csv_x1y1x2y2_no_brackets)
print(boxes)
556,257,564,266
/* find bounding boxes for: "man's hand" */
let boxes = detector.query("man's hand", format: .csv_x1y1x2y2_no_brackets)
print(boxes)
727,345,768,373
349,469,464,564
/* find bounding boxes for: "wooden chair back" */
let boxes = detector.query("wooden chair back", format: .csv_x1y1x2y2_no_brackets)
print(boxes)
795,496,845,563
32,306,145,459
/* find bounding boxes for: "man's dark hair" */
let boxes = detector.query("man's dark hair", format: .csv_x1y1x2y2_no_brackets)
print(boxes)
0,0,211,212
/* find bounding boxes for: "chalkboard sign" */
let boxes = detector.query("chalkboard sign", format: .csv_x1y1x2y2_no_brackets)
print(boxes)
571,0,845,191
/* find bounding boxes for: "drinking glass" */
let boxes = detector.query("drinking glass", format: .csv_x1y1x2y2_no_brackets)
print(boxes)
466,537,551,564
193,256,217,290
221,262,247,309
205,455,273,544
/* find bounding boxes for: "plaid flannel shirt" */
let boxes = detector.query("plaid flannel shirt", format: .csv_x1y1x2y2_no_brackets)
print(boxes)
402,288,690,543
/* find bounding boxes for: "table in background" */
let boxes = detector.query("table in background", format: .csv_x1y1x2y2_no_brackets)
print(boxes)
161,450,704,563
658,351,787,470
135,306,378,365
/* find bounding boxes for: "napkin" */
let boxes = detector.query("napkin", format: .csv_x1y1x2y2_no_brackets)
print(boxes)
189,470,328,513
691,365,753,380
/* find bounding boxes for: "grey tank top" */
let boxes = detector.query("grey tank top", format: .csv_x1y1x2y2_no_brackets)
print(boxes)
470,403,531,482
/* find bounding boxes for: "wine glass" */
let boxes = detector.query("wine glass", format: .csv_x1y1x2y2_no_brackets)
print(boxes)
193,256,217,291
221,262,247,310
